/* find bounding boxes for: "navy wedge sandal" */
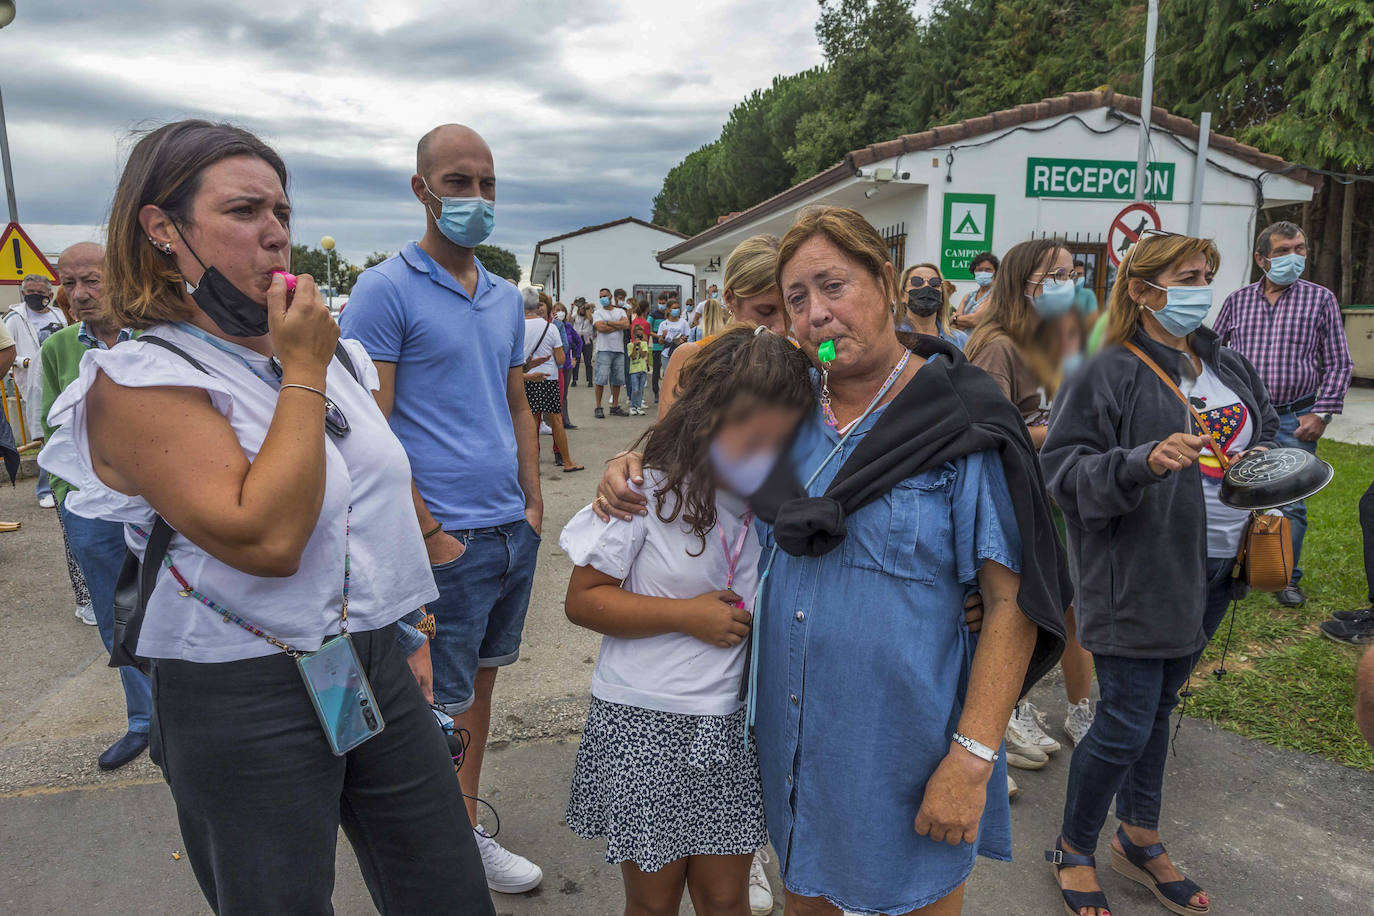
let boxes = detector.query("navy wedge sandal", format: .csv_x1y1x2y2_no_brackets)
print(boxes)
1046,838,1112,916
1110,826,1209,914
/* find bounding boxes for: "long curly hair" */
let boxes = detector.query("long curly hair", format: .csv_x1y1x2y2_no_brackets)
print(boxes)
635,325,813,553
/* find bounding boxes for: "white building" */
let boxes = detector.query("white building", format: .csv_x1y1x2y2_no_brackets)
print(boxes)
658,90,1319,316
529,217,696,305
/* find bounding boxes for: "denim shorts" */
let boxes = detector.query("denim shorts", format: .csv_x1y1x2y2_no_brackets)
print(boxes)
427,520,540,714
594,350,627,387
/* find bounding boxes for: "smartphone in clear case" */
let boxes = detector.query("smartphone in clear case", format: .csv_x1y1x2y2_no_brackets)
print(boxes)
297,634,384,755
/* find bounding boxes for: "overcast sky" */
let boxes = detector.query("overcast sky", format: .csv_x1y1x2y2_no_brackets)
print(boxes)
1,0,824,282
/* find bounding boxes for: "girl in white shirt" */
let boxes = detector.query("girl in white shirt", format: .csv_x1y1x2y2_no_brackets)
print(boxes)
561,326,813,915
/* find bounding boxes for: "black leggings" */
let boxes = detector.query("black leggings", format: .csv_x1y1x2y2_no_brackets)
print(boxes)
151,625,494,916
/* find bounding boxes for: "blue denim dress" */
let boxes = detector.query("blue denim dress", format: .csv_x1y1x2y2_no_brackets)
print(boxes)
754,403,1021,915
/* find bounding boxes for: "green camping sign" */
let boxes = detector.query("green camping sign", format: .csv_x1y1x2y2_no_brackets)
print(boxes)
941,193,995,280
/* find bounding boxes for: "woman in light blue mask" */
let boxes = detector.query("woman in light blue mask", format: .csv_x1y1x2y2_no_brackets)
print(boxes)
1040,233,1278,916
953,251,999,331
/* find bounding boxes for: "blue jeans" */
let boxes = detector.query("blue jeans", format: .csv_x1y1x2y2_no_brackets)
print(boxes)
627,370,647,410
36,469,52,500
59,502,152,733
1274,409,1318,585
1061,557,1236,852
426,521,539,715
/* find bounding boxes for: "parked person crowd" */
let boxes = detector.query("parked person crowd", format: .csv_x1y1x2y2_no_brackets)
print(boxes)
29,99,1358,916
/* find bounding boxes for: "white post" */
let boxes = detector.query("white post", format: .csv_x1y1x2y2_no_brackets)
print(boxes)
1134,0,1159,204
1187,112,1212,237
0,86,18,223
326,251,333,310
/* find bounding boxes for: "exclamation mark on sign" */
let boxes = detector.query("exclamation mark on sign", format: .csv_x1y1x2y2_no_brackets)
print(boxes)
10,238,20,277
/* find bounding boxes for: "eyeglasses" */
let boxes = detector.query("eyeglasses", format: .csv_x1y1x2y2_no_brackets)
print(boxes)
907,276,944,289
1034,267,1081,284
268,357,350,438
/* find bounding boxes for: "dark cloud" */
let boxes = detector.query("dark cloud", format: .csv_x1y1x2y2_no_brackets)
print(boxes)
3,0,821,271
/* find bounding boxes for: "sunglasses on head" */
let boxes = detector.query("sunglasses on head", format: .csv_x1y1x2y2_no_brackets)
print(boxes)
267,357,350,438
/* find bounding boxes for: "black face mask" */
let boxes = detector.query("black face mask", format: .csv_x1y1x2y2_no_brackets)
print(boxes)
906,286,943,318
22,293,49,311
177,232,271,338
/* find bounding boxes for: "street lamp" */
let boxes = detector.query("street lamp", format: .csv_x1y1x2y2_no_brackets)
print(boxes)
0,1,19,224
320,235,335,310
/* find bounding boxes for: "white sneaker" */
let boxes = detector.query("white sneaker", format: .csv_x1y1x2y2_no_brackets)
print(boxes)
1064,698,1095,747
76,603,97,626
1014,700,1061,755
38,493,55,509
1004,716,1049,770
538,421,552,435
1007,773,1020,800
474,825,543,894
748,849,775,914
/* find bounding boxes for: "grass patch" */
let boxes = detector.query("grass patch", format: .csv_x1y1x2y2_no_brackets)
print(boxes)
1185,439,1374,770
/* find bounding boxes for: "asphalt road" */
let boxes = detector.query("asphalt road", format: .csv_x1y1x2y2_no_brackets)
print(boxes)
2,381,1373,914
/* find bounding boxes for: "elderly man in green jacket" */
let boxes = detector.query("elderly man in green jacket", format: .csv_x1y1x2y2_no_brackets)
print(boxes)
40,242,151,771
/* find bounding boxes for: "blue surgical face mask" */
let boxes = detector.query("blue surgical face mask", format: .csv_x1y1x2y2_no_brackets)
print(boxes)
1061,351,1085,378
670,309,680,318
599,296,610,306
1074,275,1086,290
422,178,494,249
973,270,994,288
710,440,779,497
1143,281,1213,337
1264,252,1305,287
1029,277,1076,318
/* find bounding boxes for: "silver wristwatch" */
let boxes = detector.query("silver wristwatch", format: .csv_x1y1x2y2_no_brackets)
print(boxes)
951,731,998,763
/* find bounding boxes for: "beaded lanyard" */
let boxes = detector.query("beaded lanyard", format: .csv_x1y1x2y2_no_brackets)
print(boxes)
130,507,352,658
820,349,910,428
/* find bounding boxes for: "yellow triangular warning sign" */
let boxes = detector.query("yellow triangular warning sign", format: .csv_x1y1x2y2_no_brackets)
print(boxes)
0,222,57,285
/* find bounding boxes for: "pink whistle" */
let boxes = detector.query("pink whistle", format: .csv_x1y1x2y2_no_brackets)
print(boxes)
272,270,297,293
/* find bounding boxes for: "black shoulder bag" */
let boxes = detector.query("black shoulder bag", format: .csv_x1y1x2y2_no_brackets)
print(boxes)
109,336,362,674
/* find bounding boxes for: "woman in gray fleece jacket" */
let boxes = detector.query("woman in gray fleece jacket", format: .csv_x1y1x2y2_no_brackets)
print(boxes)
1039,234,1278,916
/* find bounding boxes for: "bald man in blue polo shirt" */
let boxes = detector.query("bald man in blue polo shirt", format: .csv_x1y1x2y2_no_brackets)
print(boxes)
341,124,545,894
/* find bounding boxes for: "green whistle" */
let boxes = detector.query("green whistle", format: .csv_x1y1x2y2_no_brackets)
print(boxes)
818,339,836,363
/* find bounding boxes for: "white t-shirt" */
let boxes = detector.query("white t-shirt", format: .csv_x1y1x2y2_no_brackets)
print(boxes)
26,306,65,344
659,317,690,344
559,469,761,716
1180,364,1255,557
523,317,560,379
38,324,439,663
592,306,627,354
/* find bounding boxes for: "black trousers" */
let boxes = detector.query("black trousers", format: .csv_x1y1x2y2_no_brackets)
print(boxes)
651,349,663,397
150,625,494,916
1362,479,1374,603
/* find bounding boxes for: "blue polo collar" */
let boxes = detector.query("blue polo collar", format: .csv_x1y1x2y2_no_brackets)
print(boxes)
400,241,495,302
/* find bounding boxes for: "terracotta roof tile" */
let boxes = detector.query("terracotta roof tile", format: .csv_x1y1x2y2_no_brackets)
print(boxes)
657,89,1318,263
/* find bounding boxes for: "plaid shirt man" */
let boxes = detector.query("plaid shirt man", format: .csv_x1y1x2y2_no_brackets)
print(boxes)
1213,278,1352,415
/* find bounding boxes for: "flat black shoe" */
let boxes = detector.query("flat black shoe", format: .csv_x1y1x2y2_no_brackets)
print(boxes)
1275,585,1306,608
564,423,578,430
1331,606,1374,623
594,407,605,419
610,406,629,417
1320,617,1374,646
98,730,149,770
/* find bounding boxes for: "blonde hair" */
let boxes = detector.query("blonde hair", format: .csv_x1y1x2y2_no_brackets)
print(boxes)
700,298,729,336
898,262,954,336
722,234,781,300
776,206,896,306
1105,234,1220,347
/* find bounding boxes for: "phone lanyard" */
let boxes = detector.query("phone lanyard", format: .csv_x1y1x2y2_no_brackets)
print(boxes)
720,510,754,601
131,507,351,658
744,352,913,741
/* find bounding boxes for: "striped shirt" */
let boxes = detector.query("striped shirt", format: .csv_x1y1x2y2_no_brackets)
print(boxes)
1213,278,1352,414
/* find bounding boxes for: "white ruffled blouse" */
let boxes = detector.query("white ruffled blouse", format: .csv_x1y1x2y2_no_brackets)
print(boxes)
39,323,438,663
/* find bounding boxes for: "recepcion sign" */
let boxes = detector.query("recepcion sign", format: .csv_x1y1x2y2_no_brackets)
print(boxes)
940,193,995,280
1026,158,1175,201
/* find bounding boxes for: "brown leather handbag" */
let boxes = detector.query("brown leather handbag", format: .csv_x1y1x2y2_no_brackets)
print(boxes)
1124,342,1293,592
